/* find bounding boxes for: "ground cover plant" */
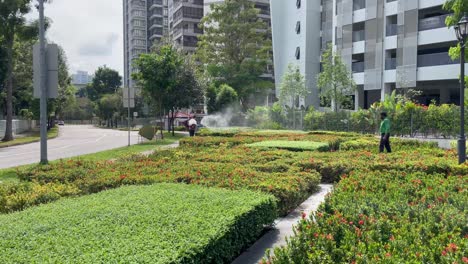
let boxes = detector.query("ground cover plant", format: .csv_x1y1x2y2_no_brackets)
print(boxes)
0,183,277,263
264,170,467,263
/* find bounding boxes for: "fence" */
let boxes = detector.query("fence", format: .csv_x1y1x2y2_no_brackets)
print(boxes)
0,120,37,137
304,105,463,138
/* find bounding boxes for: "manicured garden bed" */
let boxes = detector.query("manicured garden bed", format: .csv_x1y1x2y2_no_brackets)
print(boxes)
0,183,276,263
264,170,467,263
2,128,467,263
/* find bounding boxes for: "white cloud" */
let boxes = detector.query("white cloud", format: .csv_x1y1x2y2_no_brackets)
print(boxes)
27,0,123,76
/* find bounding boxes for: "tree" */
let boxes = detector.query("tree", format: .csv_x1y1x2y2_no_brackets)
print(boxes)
444,0,468,88
279,64,308,129
197,0,273,108
86,66,122,101
0,0,37,141
133,45,203,136
97,93,122,128
215,84,238,111
317,44,356,112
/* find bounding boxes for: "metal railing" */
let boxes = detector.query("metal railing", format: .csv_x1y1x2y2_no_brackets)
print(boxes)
352,61,365,73
418,52,459,67
419,14,450,31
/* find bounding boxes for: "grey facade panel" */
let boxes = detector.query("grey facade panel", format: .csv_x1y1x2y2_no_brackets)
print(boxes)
396,0,418,88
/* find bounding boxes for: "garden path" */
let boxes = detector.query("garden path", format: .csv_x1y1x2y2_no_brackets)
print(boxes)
232,184,333,264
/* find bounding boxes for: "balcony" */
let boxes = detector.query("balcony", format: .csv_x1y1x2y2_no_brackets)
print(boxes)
352,61,364,73
386,24,397,36
419,14,450,31
353,0,365,11
417,52,459,67
353,30,365,42
385,58,396,70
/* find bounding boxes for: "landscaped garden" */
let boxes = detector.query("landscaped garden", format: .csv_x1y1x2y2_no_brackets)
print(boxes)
0,128,466,263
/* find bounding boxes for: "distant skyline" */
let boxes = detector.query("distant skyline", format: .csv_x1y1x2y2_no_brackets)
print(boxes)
26,0,124,76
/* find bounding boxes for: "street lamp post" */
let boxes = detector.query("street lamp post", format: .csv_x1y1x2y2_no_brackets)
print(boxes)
455,13,468,164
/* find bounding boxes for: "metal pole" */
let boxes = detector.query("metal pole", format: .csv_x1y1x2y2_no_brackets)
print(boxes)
458,39,466,164
127,88,131,146
39,0,48,164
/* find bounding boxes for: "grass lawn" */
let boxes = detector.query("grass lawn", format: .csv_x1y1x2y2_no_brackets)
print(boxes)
247,140,329,151
0,127,59,149
0,132,184,183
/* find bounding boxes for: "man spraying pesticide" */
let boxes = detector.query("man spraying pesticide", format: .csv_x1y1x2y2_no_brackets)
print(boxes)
188,115,197,137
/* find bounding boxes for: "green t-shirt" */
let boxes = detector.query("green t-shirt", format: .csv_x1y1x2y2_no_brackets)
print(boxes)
380,118,390,134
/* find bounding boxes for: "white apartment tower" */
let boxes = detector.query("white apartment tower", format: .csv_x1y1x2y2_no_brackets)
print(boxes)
123,0,169,89
271,0,468,110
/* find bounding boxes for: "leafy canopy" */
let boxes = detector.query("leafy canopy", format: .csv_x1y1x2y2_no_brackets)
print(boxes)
132,44,202,114
86,66,122,101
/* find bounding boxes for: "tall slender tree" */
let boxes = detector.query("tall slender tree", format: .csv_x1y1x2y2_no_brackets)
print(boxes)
317,44,356,112
0,0,34,141
279,64,308,129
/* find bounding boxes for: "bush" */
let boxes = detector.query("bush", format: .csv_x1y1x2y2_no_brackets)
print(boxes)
264,171,467,263
0,184,277,263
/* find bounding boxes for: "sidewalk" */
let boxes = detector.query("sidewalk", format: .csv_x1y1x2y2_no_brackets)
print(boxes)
232,184,333,264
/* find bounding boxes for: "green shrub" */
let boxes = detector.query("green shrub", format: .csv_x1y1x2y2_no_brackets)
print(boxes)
0,184,277,263
264,171,467,263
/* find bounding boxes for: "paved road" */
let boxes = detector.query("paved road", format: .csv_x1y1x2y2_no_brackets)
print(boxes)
0,125,140,169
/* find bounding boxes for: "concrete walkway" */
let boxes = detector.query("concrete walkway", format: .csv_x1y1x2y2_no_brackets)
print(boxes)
232,184,333,264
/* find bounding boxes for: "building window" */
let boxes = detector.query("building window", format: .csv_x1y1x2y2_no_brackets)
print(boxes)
296,21,301,34
295,47,300,60
296,0,301,8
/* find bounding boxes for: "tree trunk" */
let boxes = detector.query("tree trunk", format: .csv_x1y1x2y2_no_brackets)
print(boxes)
172,110,175,136
333,84,338,113
2,35,14,142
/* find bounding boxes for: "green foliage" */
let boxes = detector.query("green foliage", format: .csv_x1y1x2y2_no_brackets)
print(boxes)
247,141,329,152
133,45,202,116
85,66,122,101
197,0,273,106
317,44,356,112
215,84,238,110
279,63,308,108
0,183,277,263
265,170,467,263
444,0,468,64
138,125,157,140
97,93,122,127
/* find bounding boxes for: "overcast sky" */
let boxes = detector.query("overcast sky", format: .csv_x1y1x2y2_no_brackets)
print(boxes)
27,0,123,76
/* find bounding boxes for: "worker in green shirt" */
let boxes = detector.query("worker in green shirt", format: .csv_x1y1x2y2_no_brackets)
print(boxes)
379,112,391,153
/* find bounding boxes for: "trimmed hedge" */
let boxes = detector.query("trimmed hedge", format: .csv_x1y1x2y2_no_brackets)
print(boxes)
0,184,277,263
247,140,329,152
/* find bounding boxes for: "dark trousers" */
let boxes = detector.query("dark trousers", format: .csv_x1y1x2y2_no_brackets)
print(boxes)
189,130,195,137
380,134,391,153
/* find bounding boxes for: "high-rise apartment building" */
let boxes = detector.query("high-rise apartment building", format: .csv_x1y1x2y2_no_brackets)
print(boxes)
168,0,204,53
123,0,169,89
271,0,468,110
270,0,322,108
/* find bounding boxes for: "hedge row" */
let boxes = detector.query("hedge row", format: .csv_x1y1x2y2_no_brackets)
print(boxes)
0,184,277,263
264,170,467,263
